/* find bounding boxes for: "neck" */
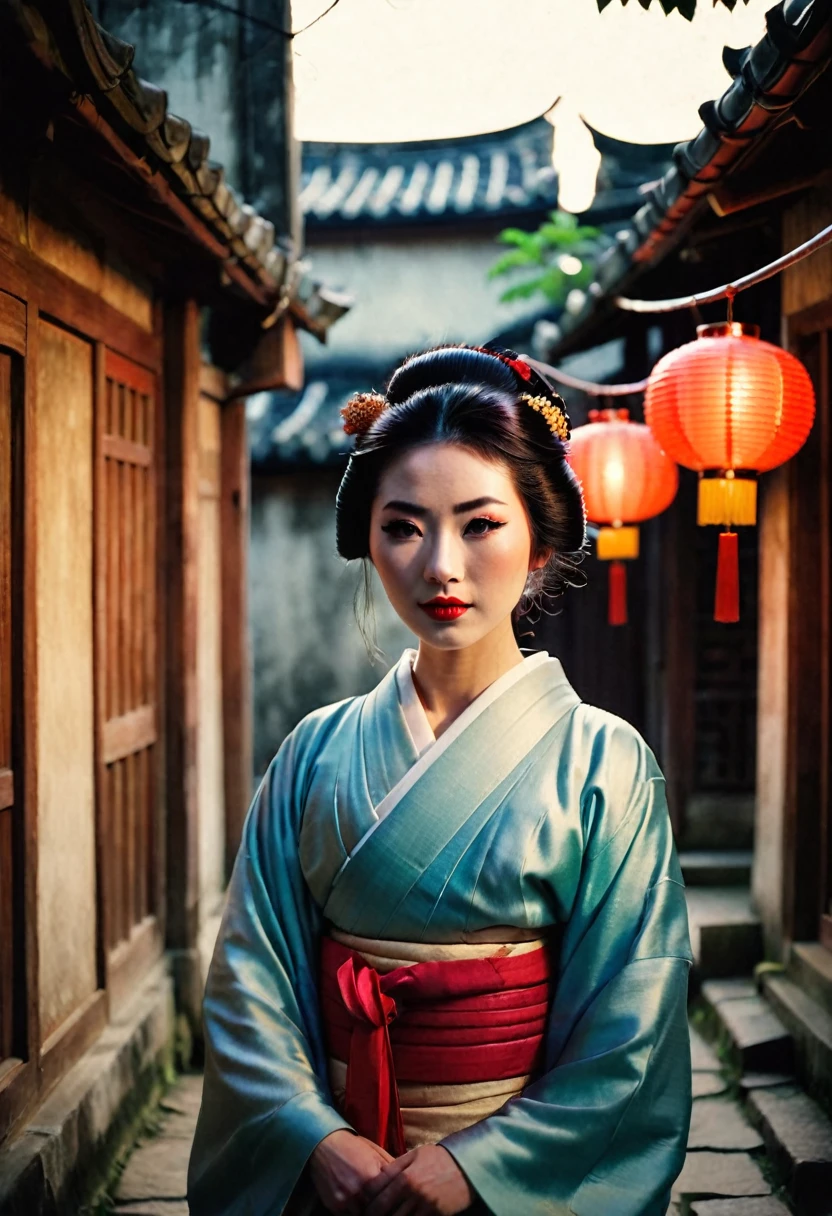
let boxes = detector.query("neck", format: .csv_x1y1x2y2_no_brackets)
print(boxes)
411,619,526,738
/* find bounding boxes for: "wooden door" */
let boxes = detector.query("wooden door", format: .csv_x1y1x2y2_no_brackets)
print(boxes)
0,291,34,1139
96,348,162,1008
0,306,20,1075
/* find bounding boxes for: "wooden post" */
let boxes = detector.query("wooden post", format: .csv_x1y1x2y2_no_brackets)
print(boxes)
163,300,202,1042
221,397,253,876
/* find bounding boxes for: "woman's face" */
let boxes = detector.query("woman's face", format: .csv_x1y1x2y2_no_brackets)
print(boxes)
369,442,546,651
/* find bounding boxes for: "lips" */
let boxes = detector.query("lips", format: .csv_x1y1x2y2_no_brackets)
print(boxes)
419,597,471,621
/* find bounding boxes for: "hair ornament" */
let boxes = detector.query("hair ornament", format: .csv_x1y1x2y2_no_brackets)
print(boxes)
521,393,570,442
473,346,532,382
340,392,388,435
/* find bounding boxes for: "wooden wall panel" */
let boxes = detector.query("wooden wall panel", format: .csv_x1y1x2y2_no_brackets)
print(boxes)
782,185,832,319
35,321,97,1041
197,392,225,916
220,398,252,871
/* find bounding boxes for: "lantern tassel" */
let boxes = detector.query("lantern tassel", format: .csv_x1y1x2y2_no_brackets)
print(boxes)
608,561,628,626
714,531,740,623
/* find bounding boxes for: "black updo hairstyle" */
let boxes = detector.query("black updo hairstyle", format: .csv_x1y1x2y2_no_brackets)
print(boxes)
336,345,586,609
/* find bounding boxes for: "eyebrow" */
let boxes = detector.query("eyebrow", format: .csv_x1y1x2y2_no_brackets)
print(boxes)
382,496,508,516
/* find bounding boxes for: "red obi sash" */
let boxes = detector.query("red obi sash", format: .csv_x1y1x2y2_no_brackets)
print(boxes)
320,937,553,1155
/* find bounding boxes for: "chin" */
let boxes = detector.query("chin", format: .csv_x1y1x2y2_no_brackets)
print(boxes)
408,619,485,650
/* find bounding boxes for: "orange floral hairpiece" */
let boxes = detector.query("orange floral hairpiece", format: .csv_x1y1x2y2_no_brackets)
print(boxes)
340,392,388,435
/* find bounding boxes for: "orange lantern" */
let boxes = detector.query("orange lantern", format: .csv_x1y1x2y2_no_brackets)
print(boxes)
645,322,815,622
569,407,678,626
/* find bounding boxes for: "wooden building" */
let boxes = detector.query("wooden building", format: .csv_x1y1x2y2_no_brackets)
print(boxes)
542,0,832,1131
0,0,346,1204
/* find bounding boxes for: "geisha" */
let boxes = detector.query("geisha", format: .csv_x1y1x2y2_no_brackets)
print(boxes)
188,346,693,1216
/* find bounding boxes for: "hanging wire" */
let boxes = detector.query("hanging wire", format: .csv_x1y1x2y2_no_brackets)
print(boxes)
615,220,832,314
522,356,648,398
524,219,832,395
177,0,342,38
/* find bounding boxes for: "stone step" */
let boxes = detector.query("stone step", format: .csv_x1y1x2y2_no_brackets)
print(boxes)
789,942,832,1020
671,1151,772,1208
763,972,832,1115
680,851,754,888
701,979,794,1074
747,1084,832,1215
686,887,763,979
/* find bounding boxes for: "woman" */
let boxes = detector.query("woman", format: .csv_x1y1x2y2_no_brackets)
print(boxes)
188,346,692,1216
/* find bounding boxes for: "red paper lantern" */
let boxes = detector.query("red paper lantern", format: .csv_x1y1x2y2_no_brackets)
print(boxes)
569,408,678,625
645,322,815,622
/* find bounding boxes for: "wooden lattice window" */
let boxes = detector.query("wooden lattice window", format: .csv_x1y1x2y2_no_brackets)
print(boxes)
96,350,158,968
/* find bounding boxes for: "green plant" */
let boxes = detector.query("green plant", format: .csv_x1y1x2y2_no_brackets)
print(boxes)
488,210,602,307
598,0,751,19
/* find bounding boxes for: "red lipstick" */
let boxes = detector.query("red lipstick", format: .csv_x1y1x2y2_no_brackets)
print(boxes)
419,596,471,621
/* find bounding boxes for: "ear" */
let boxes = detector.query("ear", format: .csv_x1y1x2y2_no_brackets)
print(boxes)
529,548,552,573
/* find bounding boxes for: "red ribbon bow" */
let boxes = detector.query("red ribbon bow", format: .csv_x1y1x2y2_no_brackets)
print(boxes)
336,954,407,1155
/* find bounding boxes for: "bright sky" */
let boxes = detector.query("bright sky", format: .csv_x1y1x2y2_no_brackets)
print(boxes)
291,0,770,146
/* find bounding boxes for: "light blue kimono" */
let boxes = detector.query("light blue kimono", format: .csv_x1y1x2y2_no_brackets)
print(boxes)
188,653,692,1216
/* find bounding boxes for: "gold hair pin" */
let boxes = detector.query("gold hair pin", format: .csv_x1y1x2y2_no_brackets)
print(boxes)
520,393,570,442
340,392,387,435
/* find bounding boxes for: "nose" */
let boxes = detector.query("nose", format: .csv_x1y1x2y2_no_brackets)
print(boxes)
423,526,462,587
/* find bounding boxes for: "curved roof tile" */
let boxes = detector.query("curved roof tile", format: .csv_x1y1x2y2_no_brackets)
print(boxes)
301,118,559,226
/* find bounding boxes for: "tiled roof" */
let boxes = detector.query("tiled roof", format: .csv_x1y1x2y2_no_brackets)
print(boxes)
550,0,832,355
249,366,377,469
300,118,559,226
7,0,349,333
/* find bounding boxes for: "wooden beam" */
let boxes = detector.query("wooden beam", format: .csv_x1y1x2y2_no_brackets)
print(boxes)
102,705,156,766
102,433,151,468
220,397,253,875
0,294,25,357
0,237,161,372
164,300,201,949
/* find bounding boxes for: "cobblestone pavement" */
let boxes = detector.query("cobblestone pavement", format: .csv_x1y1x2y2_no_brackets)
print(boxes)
111,1025,790,1215
112,1074,202,1215
670,1027,792,1215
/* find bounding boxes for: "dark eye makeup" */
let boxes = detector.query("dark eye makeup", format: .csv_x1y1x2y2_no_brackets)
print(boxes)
380,516,507,540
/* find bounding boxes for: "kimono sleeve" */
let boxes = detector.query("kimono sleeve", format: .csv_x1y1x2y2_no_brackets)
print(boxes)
442,716,693,1216
187,717,352,1216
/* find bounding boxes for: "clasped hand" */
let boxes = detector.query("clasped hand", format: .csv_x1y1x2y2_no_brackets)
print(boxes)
310,1129,473,1215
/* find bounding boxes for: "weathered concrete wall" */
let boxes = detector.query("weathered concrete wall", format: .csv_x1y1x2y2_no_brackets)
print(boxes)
250,470,414,776
94,0,242,188
301,231,548,372
36,320,98,1040
94,0,296,235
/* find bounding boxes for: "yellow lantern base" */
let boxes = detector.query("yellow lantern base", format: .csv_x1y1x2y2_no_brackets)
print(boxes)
596,525,640,561
698,474,757,527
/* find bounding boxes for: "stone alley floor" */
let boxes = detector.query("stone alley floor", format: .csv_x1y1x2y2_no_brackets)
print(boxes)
109,1074,202,1216
106,1021,799,1216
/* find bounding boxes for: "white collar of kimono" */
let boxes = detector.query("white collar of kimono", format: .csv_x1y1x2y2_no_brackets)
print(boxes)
340,647,553,873
395,647,549,759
